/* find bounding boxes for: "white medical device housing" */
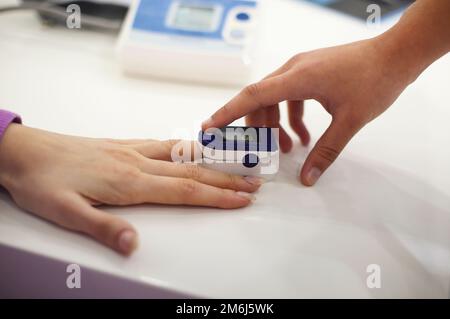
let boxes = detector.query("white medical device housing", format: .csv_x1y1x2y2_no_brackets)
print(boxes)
117,0,259,86
198,126,279,178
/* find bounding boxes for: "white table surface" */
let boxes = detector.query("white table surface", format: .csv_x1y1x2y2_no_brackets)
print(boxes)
0,0,449,298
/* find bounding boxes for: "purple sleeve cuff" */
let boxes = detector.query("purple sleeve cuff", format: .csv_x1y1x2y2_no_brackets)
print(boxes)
0,110,22,141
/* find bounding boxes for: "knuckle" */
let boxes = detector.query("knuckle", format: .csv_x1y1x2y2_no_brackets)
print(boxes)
315,145,340,164
279,54,303,73
244,83,262,99
184,164,202,180
119,166,141,181
226,173,238,189
242,83,264,109
104,146,140,166
177,179,198,198
97,165,142,205
286,56,297,67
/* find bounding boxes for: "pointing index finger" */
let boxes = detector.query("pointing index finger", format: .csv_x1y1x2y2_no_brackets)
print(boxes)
201,73,292,130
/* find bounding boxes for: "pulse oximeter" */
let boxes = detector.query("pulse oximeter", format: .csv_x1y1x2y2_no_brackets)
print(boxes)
198,126,279,178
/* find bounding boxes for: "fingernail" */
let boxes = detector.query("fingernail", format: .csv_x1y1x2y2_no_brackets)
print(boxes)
201,117,213,129
118,229,138,254
305,167,322,186
244,176,265,186
236,191,256,202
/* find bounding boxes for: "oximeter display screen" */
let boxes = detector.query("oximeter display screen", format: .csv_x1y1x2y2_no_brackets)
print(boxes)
199,127,278,152
224,129,256,142
199,126,278,152
172,4,216,31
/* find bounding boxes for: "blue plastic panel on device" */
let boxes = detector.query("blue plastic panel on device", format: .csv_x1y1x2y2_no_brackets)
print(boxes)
199,127,278,152
132,0,257,39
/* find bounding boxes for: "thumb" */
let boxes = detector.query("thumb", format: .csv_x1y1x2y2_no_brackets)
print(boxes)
300,115,363,186
50,193,139,255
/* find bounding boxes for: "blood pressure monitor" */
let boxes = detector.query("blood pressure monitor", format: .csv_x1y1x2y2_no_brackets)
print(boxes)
117,0,259,86
198,127,279,178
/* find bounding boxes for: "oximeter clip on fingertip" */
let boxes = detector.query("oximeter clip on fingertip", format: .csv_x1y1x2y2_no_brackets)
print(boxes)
198,126,279,179
117,0,259,86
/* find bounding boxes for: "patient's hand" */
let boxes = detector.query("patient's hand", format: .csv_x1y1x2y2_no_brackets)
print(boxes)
0,125,262,255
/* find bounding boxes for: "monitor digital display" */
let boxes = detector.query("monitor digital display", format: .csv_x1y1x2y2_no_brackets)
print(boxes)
172,4,216,31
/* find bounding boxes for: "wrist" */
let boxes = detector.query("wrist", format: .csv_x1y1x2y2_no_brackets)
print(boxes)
0,124,24,189
373,29,427,86
374,0,450,86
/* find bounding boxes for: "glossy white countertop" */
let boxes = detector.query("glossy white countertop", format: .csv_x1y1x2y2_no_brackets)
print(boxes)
0,0,449,298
